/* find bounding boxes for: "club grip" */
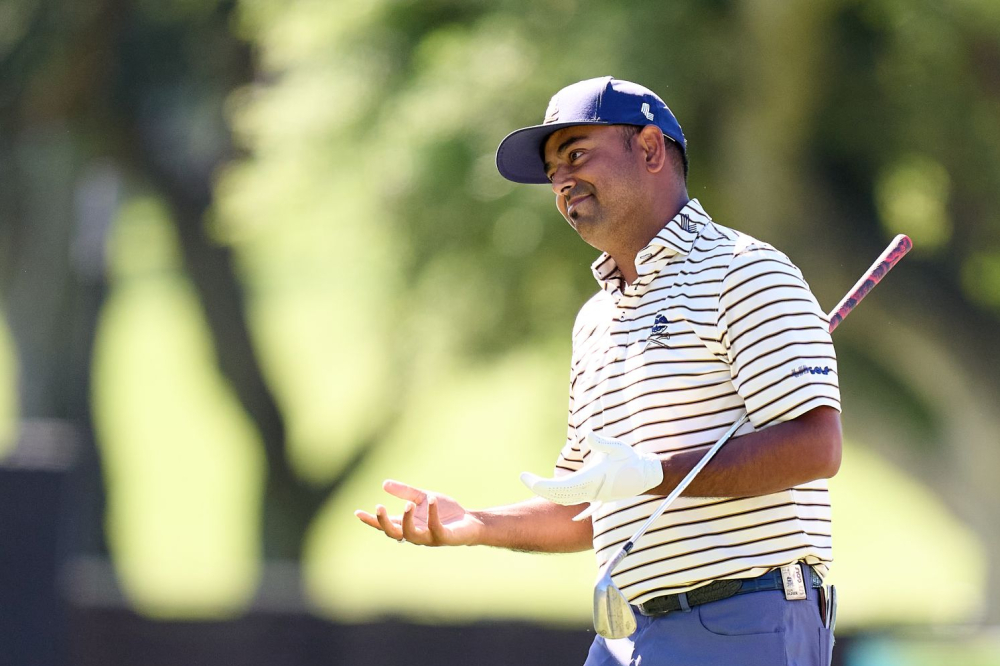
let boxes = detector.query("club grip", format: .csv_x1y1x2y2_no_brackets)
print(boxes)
827,235,912,333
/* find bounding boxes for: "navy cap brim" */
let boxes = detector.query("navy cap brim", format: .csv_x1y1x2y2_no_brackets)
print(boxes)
496,120,612,185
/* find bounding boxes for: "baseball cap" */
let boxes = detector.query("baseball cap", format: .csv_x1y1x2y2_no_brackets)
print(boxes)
495,76,686,184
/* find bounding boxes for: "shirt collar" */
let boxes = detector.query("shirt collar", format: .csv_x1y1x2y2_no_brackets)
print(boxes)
590,199,711,293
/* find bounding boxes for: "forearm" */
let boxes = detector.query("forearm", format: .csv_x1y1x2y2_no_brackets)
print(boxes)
648,406,842,499
471,497,593,553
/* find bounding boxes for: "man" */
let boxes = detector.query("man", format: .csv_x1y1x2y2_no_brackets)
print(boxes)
356,76,841,665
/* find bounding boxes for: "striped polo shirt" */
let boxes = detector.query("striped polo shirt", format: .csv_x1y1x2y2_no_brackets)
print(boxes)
556,199,841,605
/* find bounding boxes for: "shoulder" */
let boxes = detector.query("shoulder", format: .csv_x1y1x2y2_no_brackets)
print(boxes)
702,223,804,283
680,221,798,282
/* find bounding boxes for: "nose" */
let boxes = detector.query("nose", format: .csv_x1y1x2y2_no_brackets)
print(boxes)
549,166,574,196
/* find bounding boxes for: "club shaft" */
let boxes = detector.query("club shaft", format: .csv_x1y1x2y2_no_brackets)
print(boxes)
600,234,912,578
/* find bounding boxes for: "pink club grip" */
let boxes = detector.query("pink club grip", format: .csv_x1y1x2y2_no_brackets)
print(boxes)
828,234,912,333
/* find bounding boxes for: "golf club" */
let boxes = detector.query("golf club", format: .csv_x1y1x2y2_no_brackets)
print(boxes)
593,234,913,639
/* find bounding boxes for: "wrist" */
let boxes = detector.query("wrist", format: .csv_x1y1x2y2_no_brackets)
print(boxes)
465,510,491,547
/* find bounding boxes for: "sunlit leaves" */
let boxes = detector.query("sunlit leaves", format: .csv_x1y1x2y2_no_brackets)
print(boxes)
96,195,263,617
0,315,16,455
876,155,952,251
107,197,184,279
962,251,1000,311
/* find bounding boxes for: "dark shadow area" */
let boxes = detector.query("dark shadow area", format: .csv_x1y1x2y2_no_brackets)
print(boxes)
69,604,857,666
69,608,600,666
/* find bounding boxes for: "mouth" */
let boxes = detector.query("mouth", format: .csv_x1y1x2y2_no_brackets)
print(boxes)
566,194,592,215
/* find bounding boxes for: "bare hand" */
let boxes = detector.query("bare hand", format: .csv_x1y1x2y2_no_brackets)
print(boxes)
354,480,484,547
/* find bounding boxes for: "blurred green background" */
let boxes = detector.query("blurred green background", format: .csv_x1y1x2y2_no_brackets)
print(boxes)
2,0,1000,663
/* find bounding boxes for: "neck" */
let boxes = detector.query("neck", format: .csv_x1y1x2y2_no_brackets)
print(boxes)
608,193,690,285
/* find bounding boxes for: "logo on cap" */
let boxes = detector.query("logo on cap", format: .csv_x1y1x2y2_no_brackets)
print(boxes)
543,98,559,124
641,102,654,121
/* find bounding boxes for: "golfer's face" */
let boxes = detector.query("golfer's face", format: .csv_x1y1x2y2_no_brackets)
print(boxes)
543,125,640,249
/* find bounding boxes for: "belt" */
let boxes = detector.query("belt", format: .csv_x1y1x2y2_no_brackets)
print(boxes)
637,564,823,617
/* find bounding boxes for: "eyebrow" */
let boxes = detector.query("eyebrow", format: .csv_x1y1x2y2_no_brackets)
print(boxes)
542,135,587,177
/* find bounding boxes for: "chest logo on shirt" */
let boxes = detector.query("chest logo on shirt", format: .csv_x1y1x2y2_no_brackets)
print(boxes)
646,313,671,349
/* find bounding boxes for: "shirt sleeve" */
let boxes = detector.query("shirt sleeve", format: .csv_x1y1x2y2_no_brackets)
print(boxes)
718,243,841,428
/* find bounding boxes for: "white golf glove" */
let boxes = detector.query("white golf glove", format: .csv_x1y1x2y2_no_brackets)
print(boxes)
520,432,664,521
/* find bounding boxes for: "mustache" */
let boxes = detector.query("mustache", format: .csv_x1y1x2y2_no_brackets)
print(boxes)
564,186,593,203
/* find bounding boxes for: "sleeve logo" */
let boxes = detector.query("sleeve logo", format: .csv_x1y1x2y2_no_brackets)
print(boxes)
791,365,832,377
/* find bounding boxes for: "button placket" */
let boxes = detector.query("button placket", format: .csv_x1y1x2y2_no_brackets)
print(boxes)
609,305,628,362
600,313,628,431
619,296,637,345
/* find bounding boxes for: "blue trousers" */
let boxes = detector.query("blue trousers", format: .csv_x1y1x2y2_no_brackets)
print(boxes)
584,583,834,666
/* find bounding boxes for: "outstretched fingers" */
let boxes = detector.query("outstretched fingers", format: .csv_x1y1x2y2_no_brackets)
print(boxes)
374,504,404,540
356,480,455,546
400,501,426,543
354,509,381,530
425,496,446,544
383,479,427,504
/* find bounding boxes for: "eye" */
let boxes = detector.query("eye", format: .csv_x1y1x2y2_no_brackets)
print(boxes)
568,149,584,162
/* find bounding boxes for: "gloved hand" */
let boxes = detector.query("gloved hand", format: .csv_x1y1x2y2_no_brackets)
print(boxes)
520,432,664,521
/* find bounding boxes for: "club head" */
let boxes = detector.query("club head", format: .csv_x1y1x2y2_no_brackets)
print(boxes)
593,571,636,639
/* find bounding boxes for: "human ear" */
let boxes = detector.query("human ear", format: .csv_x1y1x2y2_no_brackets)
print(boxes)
638,125,666,174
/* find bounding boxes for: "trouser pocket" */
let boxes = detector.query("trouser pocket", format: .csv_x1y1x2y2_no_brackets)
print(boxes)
818,585,838,665
818,626,835,666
